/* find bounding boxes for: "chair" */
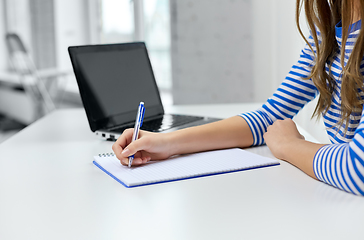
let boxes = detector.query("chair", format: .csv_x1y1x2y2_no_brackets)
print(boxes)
5,33,70,120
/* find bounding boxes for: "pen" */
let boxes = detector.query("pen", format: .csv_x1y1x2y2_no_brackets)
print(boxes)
128,102,145,168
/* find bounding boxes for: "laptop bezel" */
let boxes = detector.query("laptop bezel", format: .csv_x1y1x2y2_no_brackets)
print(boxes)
68,42,165,132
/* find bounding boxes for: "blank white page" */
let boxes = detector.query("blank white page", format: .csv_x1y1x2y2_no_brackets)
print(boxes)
93,148,279,187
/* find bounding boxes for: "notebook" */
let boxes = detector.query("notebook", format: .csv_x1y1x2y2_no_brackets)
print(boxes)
93,148,280,188
68,42,221,141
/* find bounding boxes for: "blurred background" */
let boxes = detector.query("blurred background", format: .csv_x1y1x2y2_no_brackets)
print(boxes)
0,0,329,143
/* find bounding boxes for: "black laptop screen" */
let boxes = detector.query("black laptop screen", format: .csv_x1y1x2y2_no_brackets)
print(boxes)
69,43,164,131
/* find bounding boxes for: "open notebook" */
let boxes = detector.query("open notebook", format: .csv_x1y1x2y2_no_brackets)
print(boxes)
93,148,280,188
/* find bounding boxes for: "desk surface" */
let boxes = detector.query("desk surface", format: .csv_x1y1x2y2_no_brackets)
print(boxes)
0,103,363,240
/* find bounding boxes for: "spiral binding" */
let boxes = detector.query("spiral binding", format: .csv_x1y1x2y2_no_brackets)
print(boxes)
98,153,115,157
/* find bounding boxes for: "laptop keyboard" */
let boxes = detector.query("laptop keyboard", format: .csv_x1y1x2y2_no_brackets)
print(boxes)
112,114,204,133
142,114,203,132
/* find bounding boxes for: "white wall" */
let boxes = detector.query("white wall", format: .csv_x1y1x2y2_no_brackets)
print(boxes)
252,0,306,101
171,0,254,104
252,0,329,143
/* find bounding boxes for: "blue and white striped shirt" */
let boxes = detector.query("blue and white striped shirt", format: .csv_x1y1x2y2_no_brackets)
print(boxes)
240,20,364,196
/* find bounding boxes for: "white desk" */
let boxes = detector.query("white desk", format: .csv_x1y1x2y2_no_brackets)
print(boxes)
0,103,363,240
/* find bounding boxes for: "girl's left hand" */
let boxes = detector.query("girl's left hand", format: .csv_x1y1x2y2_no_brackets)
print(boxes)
263,119,305,160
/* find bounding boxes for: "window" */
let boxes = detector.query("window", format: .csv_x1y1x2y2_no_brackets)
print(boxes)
100,0,172,104
100,0,135,44
143,0,171,90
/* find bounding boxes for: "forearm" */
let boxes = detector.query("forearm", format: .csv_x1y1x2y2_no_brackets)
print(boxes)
167,116,254,156
279,138,325,179
263,119,326,179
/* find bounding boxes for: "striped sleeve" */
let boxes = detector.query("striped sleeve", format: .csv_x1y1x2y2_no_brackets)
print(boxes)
240,37,319,146
313,108,364,196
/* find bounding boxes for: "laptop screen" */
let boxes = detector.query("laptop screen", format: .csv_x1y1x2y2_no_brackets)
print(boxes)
68,42,164,132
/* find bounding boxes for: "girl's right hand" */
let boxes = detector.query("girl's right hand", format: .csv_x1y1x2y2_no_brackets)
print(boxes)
112,129,173,166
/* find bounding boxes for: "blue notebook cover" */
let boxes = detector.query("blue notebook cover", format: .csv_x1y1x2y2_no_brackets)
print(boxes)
93,148,280,188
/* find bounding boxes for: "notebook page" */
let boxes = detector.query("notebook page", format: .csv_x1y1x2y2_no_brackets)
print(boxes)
93,148,279,187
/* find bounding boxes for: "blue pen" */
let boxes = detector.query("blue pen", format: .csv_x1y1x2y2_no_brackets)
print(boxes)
128,102,145,168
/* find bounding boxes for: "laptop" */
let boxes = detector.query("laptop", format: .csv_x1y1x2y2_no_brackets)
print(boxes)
68,42,220,141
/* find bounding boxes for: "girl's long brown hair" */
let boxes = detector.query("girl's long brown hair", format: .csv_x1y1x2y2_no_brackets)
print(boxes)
296,0,364,132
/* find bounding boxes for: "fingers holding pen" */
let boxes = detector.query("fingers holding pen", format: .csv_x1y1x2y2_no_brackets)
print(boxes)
112,128,133,158
112,129,152,166
119,146,151,166
112,128,173,166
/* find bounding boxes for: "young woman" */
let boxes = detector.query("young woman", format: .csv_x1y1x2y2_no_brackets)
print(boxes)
112,0,364,196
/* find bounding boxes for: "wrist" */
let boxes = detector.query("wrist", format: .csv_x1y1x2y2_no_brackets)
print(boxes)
165,131,180,157
165,128,196,156
280,138,302,160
